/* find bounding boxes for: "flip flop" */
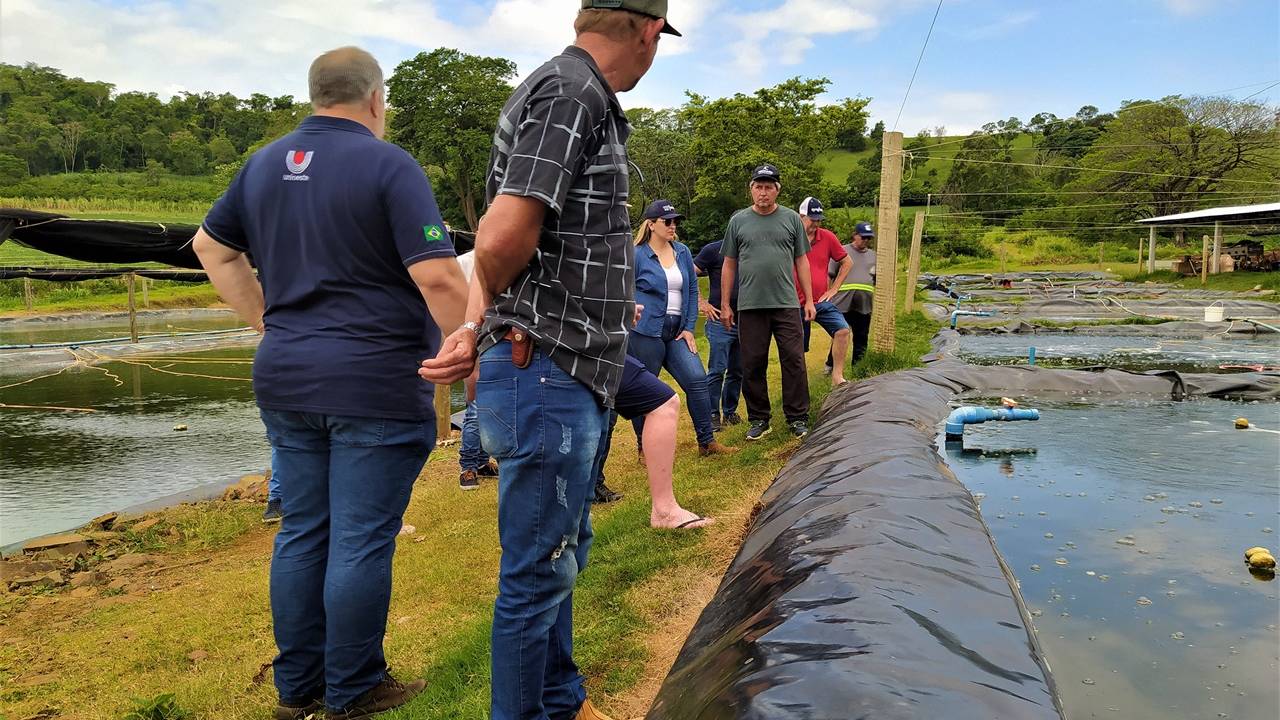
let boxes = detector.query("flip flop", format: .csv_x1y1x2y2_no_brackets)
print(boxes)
675,515,711,529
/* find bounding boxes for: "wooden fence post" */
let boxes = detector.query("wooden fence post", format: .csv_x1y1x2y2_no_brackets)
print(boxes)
126,273,139,343
1147,226,1156,274
1137,237,1144,272
870,131,904,353
434,384,453,443
904,212,925,313
1212,221,1222,274
23,277,34,311
1200,235,1210,285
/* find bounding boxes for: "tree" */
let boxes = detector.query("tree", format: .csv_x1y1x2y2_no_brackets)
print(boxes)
387,49,516,230
167,130,208,175
1065,95,1280,221
0,152,29,185
869,120,885,144
208,134,239,166
626,108,697,228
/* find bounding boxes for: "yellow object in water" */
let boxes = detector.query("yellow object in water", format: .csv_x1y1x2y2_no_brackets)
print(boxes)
1248,552,1276,570
1234,418,1250,429
1244,546,1270,560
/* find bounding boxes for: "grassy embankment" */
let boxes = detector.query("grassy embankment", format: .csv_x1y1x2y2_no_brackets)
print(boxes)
0,302,938,720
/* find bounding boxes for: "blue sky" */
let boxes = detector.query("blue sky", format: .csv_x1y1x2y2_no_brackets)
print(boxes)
2,0,1276,133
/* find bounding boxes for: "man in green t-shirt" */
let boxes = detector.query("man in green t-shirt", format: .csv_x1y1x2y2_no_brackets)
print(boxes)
720,164,815,440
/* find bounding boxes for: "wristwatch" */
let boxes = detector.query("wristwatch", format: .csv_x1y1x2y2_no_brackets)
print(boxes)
461,320,482,335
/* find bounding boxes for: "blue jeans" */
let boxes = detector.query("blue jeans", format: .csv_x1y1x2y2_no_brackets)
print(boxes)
268,447,281,501
476,342,607,720
459,399,490,472
260,409,433,711
627,316,715,446
703,318,741,417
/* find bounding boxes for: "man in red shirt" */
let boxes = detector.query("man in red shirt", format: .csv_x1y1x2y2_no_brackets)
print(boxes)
796,197,853,386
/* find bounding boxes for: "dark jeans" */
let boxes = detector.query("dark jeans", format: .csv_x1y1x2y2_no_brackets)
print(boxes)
260,409,433,711
476,342,606,720
703,318,741,417
825,310,872,369
627,316,715,446
737,308,810,425
848,311,872,364
459,399,490,472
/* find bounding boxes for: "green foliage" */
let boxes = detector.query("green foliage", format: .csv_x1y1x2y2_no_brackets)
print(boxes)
122,693,191,720
0,152,30,185
0,61,308,177
388,49,517,231
3,170,220,202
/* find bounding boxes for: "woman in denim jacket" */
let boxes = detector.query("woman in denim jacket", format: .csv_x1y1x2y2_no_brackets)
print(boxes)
631,200,736,456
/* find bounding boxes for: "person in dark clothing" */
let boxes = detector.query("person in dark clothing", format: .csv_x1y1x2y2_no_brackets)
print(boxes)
693,239,743,430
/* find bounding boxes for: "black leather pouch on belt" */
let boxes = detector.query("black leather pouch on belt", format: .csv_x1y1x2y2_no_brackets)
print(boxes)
504,328,533,369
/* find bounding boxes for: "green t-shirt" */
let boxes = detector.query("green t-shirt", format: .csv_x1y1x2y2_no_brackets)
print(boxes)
721,206,811,311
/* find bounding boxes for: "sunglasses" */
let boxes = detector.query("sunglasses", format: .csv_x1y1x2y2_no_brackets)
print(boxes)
657,218,680,227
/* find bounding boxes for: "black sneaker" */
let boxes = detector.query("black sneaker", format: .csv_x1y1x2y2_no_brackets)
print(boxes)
328,672,426,719
275,697,323,720
723,412,743,426
594,480,623,504
262,499,283,524
476,459,499,477
788,420,809,439
459,469,480,491
710,413,724,433
744,421,771,441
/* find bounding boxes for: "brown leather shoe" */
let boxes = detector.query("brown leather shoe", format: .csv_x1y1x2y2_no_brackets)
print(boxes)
698,440,739,456
574,698,615,720
328,673,426,719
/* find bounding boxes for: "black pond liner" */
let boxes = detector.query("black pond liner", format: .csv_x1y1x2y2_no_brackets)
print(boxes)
646,333,1278,720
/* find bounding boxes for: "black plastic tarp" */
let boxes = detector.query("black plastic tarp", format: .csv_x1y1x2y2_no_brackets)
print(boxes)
0,209,202,269
0,267,209,282
647,338,1278,720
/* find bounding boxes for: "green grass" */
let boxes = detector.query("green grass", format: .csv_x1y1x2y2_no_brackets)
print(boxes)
818,147,876,184
1119,269,1280,293
819,133,1039,185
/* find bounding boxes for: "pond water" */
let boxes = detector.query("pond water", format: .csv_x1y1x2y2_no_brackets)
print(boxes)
0,347,464,547
947,399,1280,720
0,314,247,347
958,333,1278,371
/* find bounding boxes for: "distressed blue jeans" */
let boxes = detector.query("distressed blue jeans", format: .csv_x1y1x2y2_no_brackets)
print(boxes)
260,408,433,711
703,317,741,417
476,342,607,720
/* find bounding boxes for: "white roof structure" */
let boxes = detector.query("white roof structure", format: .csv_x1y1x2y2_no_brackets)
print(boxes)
1137,202,1280,226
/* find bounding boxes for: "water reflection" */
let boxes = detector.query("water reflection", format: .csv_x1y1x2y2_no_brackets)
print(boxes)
0,347,465,545
958,334,1279,372
947,400,1280,719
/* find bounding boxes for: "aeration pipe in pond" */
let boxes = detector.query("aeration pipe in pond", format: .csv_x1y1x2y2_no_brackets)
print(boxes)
945,406,1040,440
951,309,995,328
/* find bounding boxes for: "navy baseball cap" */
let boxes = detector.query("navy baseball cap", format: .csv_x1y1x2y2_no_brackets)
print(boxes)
750,164,781,184
798,197,825,220
643,199,684,220
855,221,875,238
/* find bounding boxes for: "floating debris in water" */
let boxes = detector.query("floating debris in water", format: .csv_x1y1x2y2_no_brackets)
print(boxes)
1154,492,1169,500
1116,536,1137,546
1210,499,1224,505
1136,596,1153,606
1170,631,1185,640
1082,678,1096,685
1044,532,1054,539
1030,609,1043,617
973,492,986,501
1189,501,1203,508
1055,557,1069,566
1144,495,1157,501
1038,511,1048,516
173,424,188,432
1263,527,1274,534
1161,506,1177,514
1086,571,1096,577
1030,564,1041,571
1099,574,1109,581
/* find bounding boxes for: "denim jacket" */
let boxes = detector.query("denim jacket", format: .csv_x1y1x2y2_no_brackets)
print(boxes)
633,240,699,338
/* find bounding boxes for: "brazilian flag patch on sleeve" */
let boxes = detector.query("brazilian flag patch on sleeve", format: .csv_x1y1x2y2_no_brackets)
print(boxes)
423,225,445,242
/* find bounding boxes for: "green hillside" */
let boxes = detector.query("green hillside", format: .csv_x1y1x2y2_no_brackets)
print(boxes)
820,133,1039,185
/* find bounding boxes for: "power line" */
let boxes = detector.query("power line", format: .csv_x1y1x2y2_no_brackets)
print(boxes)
892,0,944,133
1240,80,1280,102
926,198,1277,216
943,155,1280,186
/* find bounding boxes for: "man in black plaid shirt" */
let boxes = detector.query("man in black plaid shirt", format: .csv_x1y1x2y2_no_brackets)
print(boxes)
421,3,678,719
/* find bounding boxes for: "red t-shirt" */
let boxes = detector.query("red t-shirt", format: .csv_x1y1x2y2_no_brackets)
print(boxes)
795,227,847,303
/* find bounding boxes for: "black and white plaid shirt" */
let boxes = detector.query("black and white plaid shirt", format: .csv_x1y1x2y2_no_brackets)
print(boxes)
479,45,635,408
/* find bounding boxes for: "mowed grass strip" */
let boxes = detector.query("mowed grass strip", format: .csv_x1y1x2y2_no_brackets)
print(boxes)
0,314,934,719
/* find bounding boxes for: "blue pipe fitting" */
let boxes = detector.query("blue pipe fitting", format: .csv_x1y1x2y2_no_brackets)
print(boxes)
945,406,1040,439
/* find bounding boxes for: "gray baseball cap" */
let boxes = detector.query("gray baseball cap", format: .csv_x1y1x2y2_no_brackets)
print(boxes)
581,0,681,36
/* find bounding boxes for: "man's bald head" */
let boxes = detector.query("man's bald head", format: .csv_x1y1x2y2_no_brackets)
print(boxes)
309,47,383,110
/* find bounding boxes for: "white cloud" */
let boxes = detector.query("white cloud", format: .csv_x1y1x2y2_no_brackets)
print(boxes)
0,0,715,101
725,0,882,76
1162,0,1217,16
964,10,1037,39
876,90,999,136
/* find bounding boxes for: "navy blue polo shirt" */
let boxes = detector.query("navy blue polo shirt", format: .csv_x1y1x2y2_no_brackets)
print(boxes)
693,240,739,312
202,115,455,421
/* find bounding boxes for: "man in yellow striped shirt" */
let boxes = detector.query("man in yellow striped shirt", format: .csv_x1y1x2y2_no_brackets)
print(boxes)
828,221,876,369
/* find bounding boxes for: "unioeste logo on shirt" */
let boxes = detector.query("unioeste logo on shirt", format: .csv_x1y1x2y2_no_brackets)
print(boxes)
284,150,313,181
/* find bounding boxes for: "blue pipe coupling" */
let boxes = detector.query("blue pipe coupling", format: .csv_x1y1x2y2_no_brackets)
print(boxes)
945,406,1040,438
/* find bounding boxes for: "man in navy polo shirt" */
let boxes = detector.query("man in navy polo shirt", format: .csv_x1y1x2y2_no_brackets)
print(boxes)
192,47,466,719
